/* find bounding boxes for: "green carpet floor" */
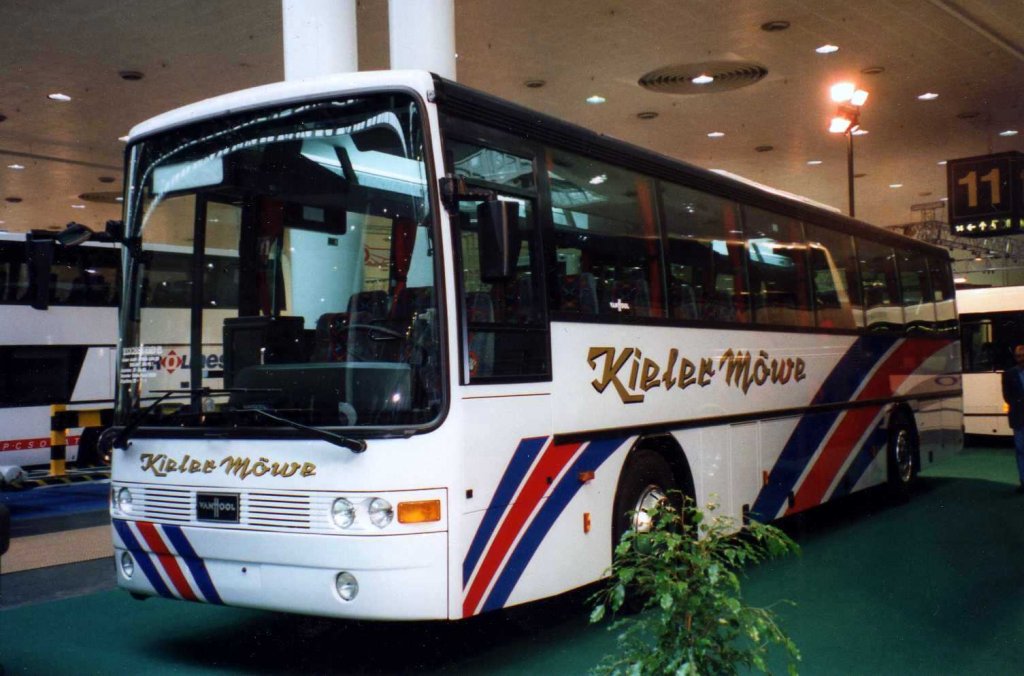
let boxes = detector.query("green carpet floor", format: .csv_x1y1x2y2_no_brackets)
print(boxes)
1,445,1021,674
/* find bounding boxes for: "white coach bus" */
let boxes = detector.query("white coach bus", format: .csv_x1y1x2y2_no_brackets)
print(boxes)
957,285,1024,436
98,71,962,620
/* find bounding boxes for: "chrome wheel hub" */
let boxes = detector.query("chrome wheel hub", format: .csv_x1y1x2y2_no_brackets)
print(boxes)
631,484,666,533
894,429,913,483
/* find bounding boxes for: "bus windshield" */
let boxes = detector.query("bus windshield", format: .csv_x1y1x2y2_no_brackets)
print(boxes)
119,92,442,432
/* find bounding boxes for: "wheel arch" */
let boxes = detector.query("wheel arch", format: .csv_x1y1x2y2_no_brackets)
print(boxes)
627,433,695,502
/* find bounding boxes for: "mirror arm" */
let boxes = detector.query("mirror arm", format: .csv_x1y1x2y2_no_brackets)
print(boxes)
439,175,496,215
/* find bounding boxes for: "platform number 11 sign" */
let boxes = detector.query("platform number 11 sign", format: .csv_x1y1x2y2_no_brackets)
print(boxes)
947,151,1024,238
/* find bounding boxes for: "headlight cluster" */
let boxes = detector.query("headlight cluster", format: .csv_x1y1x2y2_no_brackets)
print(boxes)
114,487,133,514
331,497,393,530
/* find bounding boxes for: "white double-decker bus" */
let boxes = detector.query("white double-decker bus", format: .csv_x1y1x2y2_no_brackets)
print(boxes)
0,232,119,469
957,285,1024,436
104,71,962,620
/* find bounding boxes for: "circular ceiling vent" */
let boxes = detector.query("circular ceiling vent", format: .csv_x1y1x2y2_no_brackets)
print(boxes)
638,61,768,94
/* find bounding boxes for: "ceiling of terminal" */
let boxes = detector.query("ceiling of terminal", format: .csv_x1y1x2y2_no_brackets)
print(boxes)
2,0,1022,243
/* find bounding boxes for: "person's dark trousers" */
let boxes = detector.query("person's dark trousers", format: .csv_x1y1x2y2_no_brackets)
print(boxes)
1014,428,1024,488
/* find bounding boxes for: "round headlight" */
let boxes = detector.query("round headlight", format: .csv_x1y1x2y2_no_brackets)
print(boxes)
120,551,135,578
116,487,133,514
336,571,359,601
368,497,393,529
331,498,356,529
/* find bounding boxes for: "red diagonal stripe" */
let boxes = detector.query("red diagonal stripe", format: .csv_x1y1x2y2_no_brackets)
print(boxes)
462,441,582,617
135,521,198,602
789,338,950,513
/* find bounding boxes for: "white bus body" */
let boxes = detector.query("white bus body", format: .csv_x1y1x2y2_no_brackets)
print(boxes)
957,285,1024,436
108,71,962,620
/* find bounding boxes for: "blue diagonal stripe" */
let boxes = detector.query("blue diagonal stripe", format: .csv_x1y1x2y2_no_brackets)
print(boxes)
162,524,224,605
750,335,899,521
482,437,627,613
831,420,889,499
112,519,173,599
463,436,548,586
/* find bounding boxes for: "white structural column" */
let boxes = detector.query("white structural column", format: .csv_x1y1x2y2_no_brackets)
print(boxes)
388,0,456,80
281,0,358,81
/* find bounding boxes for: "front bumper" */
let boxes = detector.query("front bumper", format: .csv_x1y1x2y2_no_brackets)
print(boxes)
112,519,449,620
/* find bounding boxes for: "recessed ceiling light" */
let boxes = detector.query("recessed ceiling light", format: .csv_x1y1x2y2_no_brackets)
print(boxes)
116,196,124,202
755,145,774,152
524,79,546,89
815,44,839,54
119,70,144,81
938,160,947,165
917,92,939,101
98,176,116,183
761,20,790,32
118,135,130,142
5,197,23,203
7,164,24,170
861,66,886,75
707,131,725,138
589,174,608,185
71,204,86,209
889,183,903,188
47,93,72,102
807,160,823,165
637,111,658,120
586,95,606,104
851,128,869,135
999,129,1019,137
691,74,714,85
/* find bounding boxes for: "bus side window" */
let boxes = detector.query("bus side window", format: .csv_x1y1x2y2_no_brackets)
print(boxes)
660,182,748,324
858,240,904,332
804,223,858,329
743,207,812,328
928,254,956,335
547,150,664,319
897,249,936,334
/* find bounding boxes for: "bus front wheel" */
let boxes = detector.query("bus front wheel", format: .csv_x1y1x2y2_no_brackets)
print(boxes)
612,449,678,549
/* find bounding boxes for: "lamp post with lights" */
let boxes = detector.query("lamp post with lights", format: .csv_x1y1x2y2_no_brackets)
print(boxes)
828,82,868,218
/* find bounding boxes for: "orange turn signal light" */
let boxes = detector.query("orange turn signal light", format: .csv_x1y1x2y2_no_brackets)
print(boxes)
397,499,442,524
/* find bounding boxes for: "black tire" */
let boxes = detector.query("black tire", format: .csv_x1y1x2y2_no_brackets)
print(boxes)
612,449,678,550
886,415,918,496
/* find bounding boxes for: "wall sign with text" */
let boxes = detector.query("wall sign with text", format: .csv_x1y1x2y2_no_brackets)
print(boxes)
947,151,1024,238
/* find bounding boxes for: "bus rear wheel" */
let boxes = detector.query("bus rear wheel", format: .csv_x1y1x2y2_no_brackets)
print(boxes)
887,417,918,496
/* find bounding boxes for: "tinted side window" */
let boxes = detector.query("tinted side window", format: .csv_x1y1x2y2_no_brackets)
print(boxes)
858,240,904,331
0,346,87,406
743,207,812,328
897,249,936,333
660,182,748,323
804,223,859,329
928,254,956,335
548,149,664,319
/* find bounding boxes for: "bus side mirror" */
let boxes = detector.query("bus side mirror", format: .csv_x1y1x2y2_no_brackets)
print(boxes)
477,200,521,283
26,233,55,311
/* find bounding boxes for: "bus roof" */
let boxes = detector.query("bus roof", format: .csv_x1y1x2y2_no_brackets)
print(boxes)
128,70,437,141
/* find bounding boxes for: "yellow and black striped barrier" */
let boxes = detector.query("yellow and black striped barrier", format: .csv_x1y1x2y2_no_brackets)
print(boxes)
49,405,114,477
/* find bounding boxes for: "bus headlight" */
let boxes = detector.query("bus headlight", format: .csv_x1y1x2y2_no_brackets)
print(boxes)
120,551,135,578
115,487,133,514
335,571,358,601
331,498,356,529
368,498,393,529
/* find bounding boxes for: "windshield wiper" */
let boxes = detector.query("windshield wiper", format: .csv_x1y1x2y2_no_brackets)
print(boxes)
245,408,367,453
102,387,280,451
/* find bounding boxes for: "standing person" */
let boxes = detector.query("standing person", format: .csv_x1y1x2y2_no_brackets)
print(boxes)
1000,344,1024,493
